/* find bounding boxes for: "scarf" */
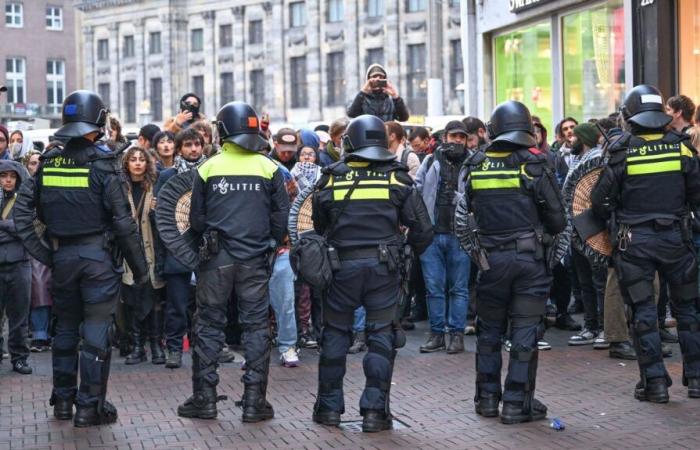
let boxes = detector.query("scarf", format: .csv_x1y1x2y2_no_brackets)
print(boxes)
291,162,321,190
173,154,205,174
326,142,341,161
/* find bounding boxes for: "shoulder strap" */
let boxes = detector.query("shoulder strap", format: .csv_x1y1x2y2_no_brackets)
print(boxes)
400,149,414,166
1,193,17,220
323,176,361,239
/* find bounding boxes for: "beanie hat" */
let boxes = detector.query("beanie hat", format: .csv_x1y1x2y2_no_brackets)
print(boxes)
366,64,387,80
573,123,600,149
299,128,321,150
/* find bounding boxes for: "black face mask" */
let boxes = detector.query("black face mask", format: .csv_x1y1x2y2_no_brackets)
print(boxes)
571,139,584,156
441,142,466,162
180,101,200,120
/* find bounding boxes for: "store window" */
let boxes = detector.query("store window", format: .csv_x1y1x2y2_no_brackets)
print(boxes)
494,22,553,128
562,0,625,122
679,0,700,102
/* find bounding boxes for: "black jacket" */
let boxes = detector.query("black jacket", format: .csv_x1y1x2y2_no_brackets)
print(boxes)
190,143,289,261
346,92,410,122
312,160,433,255
0,160,28,264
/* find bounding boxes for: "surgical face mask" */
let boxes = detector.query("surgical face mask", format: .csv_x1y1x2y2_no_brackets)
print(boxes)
9,143,22,159
442,142,466,162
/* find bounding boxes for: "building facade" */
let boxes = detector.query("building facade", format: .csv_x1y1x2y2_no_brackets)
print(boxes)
1,0,77,125
76,0,465,127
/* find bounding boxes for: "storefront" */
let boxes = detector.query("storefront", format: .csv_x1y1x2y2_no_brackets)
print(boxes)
679,0,700,101
462,0,632,130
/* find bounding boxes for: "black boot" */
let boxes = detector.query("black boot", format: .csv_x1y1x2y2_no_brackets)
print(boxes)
50,394,74,420
555,314,582,331
475,391,500,417
73,401,118,427
361,410,392,433
500,398,547,425
609,341,637,360
419,333,445,353
149,310,166,365
688,378,700,398
446,332,464,354
177,386,218,419
635,377,670,403
241,384,274,423
312,399,341,426
125,319,146,365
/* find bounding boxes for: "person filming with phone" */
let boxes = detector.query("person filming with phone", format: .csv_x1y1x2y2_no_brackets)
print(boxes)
164,93,206,134
347,64,410,123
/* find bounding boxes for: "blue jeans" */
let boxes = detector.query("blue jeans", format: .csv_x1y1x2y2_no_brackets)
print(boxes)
420,233,471,333
30,306,51,341
269,251,298,353
353,306,366,333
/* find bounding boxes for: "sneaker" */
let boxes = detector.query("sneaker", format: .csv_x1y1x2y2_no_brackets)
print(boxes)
464,325,476,336
348,332,367,354
659,327,679,344
537,341,552,351
30,339,49,352
12,359,33,375
280,347,299,367
568,329,596,346
661,342,673,358
554,314,582,331
219,345,236,363
299,334,318,349
593,331,610,350
504,340,512,352
165,350,182,369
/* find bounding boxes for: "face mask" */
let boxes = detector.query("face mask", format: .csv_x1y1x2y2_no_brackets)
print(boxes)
9,143,22,159
442,142,466,162
181,100,200,120
571,139,584,156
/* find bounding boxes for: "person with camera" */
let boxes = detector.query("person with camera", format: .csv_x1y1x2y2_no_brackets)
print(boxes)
347,64,410,123
164,93,206,135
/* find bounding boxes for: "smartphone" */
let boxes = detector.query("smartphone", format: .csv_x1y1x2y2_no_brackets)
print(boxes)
376,79,388,88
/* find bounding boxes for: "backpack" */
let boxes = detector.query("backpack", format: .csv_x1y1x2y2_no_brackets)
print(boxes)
400,148,416,166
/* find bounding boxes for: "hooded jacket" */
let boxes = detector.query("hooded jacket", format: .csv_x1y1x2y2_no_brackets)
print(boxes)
346,64,410,122
0,160,28,264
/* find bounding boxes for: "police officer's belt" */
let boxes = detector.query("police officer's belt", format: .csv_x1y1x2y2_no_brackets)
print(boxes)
338,246,390,260
485,236,538,253
52,233,104,249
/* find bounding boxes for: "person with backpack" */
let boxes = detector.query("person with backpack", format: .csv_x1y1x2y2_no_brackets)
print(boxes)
386,121,420,179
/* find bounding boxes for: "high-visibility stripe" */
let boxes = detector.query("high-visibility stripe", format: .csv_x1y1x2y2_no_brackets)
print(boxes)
42,175,89,188
334,179,389,187
43,167,89,174
627,153,679,162
485,152,511,157
626,160,681,175
471,170,519,177
471,177,520,190
681,143,694,158
333,187,389,201
347,161,370,168
390,172,407,186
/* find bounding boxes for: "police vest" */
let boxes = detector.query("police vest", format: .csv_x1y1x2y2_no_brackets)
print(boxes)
468,151,540,236
39,149,109,237
618,133,691,222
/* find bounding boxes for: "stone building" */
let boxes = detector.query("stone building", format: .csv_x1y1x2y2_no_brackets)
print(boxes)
1,0,77,125
76,0,465,127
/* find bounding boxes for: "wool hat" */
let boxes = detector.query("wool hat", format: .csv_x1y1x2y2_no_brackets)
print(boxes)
573,123,600,149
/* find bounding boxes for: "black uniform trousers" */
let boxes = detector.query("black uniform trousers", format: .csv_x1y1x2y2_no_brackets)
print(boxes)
192,252,271,392
475,249,550,404
50,244,120,408
317,257,400,415
614,224,700,383
0,260,31,364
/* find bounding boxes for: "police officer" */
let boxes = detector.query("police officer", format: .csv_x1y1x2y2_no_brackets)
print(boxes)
311,114,433,432
591,85,700,403
15,90,148,427
455,101,566,424
176,102,289,422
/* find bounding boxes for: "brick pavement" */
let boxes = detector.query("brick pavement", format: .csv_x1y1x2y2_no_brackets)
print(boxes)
2,321,700,450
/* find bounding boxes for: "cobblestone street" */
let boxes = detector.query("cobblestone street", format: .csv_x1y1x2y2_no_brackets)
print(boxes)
2,321,699,450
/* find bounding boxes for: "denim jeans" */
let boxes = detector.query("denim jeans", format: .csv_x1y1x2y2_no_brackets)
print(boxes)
353,306,366,333
30,306,51,341
269,251,298,353
164,272,193,352
420,233,470,333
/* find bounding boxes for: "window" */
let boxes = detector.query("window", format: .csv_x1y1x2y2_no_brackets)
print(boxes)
150,78,162,121
98,83,110,108
406,0,426,12
123,35,135,58
407,44,427,114
46,6,63,30
220,72,234,106
192,75,204,111
5,3,22,27
367,0,384,17
290,2,306,28
448,0,460,6
6,58,25,103
191,29,203,52
326,52,345,106
450,40,463,91
248,20,263,44
327,0,343,22
290,56,308,108
219,24,232,48
250,70,265,113
46,60,65,114
124,81,136,123
149,32,161,55
562,0,625,122
365,48,384,67
494,22,553,128
97,39,109,61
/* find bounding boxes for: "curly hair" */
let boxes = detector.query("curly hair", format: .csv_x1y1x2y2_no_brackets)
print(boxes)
122,146,157,190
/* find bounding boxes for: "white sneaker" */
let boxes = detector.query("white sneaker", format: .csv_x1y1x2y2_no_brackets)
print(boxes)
280,347,299,367
593,331,610,350
568,329,596,346
504,340,512,352
538,341,552,351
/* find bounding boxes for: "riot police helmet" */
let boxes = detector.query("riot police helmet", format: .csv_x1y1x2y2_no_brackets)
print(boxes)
55,90,109,139
342,115,395,162
486,100,536,148
216,101,268,152
620,84,672,130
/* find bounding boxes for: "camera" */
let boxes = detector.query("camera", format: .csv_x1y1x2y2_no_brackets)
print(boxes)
375,79,388,88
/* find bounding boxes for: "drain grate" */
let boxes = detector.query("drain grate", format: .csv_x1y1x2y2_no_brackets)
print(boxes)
338,417,410,432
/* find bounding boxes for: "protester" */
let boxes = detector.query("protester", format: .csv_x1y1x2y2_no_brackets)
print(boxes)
164,93,206,134
462,116,489,152
386,121,420,178
152,131,176,171
271,128,298,171
318,118,347,167
408,127,431,160
137,124,161,151
0,125,10,160
665,95,695,133
347,64,409,122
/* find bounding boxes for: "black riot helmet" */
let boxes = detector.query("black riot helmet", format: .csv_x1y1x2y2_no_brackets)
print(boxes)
55,90,109,139
486,100,536,148
216,101,268,152
620,84,672,130
342,115,395,162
